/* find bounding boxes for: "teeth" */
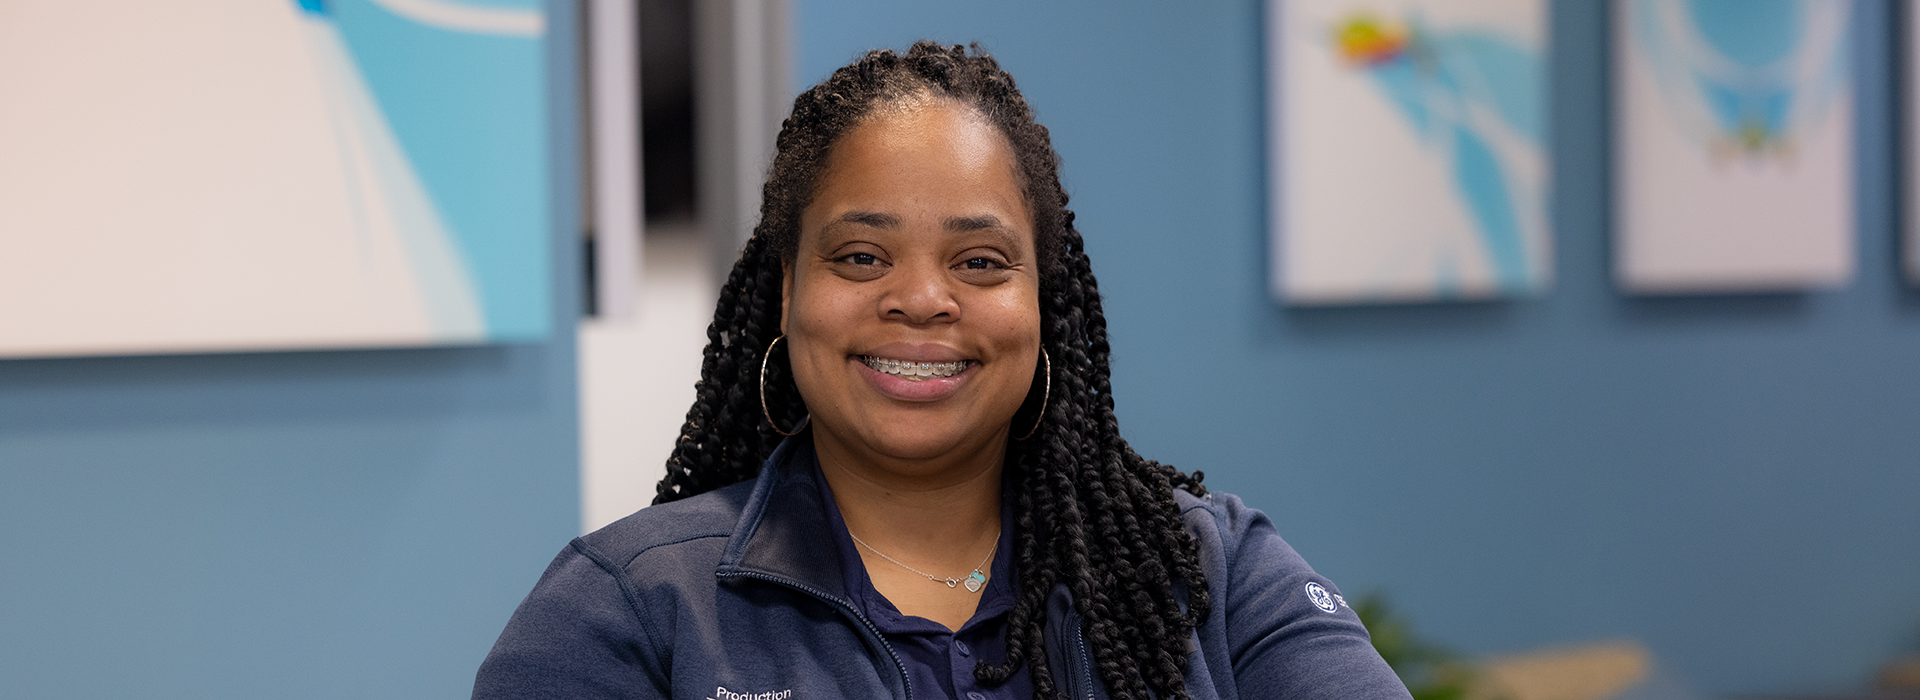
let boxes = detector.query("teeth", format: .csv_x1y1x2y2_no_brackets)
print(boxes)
862,356,969,381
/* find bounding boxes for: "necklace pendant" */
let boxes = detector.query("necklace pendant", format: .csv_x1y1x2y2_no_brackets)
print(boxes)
964,571,986,593
942,577,960,588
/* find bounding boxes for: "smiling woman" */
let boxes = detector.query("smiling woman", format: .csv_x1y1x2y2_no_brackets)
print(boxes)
474,42,1413,700
785,99,1042,633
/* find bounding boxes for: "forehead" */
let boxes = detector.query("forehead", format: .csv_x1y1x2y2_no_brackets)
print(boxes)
803,100,1032,240
838,98,1011,170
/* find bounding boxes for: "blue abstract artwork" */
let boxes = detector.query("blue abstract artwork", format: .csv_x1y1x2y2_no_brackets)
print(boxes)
1270,0,1551,305
0,0,547,357
1614,0,1854,293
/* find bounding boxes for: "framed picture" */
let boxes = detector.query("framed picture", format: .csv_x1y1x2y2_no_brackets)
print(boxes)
1269,0,1551,304
1613,0,1854,294
0,0,548,358
1908,0,1920,285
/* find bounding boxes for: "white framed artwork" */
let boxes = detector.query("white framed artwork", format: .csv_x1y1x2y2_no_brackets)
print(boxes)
0,0,548,358
1614,0,1855,294
1909,0,1920,285
1269,0,1551,305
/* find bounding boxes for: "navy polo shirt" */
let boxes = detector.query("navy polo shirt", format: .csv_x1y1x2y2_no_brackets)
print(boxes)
811,459,1033,700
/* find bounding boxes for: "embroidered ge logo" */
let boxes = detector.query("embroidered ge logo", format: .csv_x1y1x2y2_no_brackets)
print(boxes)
1304,582,1338,613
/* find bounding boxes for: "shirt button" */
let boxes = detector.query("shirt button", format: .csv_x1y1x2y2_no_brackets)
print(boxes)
967,693,987,700
954,640,972,657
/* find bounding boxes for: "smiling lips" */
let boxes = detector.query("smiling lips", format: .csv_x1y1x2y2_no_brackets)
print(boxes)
861,355,971,381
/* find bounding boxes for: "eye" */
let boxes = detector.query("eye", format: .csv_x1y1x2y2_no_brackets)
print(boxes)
842,252,879,266
961,257,1001,270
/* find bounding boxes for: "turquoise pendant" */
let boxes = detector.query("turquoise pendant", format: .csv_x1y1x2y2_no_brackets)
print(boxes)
965,570,986,593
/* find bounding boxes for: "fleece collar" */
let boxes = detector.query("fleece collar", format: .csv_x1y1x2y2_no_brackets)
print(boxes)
712,434,852,600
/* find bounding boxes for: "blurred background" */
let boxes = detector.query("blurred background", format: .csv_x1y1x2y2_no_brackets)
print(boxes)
2,0,1918,698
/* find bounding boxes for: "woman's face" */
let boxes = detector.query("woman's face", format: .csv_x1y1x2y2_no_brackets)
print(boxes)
783,99,1041,473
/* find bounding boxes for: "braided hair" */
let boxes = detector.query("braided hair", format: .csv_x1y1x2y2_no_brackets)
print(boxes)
655,41,1211,700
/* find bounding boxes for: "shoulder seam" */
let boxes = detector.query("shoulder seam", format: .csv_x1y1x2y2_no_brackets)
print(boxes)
569,537,671,670
1176,487,1219,515
1198,495,1243,586
621,530,732,569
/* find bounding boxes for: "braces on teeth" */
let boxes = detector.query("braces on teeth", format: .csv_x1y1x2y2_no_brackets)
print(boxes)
863,356,968,380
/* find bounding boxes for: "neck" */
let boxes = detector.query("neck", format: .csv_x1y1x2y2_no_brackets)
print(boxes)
813,430,1005,556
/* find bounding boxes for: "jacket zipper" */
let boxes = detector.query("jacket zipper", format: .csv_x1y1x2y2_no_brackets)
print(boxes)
1071,622,1096,700
716,570,914,700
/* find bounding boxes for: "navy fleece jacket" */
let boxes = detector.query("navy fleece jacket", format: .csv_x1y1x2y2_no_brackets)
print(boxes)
473,436,1412,699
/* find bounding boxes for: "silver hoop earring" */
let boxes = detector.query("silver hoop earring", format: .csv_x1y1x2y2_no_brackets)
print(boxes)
761,335,810,436
1014,348,1050,441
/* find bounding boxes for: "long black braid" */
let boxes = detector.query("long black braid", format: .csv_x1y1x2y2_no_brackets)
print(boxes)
655,41,1212,700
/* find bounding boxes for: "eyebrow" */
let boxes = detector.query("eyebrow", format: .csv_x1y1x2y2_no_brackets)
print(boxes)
823,211,1023,255
834,211,900,228
830,211,1012,234
944,215,1007,232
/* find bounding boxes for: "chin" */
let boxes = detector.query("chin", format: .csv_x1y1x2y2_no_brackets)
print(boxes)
863,424,991,462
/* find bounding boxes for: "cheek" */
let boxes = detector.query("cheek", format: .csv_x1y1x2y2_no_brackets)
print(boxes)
983,294,1043,399
786,285,855,341
783,285,860,384
989,288,1042,347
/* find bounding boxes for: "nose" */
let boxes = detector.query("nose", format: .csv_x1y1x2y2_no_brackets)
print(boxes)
881,259,959,325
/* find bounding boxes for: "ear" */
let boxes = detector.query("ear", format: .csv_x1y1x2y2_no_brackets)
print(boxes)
780,262,793,336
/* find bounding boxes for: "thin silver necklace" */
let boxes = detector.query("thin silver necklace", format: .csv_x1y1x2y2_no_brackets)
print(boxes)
847,530,998,593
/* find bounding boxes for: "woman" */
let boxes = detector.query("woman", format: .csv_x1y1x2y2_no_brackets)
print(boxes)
475,42,1410,700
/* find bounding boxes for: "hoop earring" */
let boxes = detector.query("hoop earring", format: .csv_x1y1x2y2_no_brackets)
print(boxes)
761,335,810,436
1014,348,1050,441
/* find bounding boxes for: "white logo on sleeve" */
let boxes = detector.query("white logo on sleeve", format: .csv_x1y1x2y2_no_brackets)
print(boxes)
1304,582,1338,613
710,687,791,700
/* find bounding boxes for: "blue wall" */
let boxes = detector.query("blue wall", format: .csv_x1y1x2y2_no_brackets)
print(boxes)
0,4,580,699
798,0,1920,695
5,2,1916,697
